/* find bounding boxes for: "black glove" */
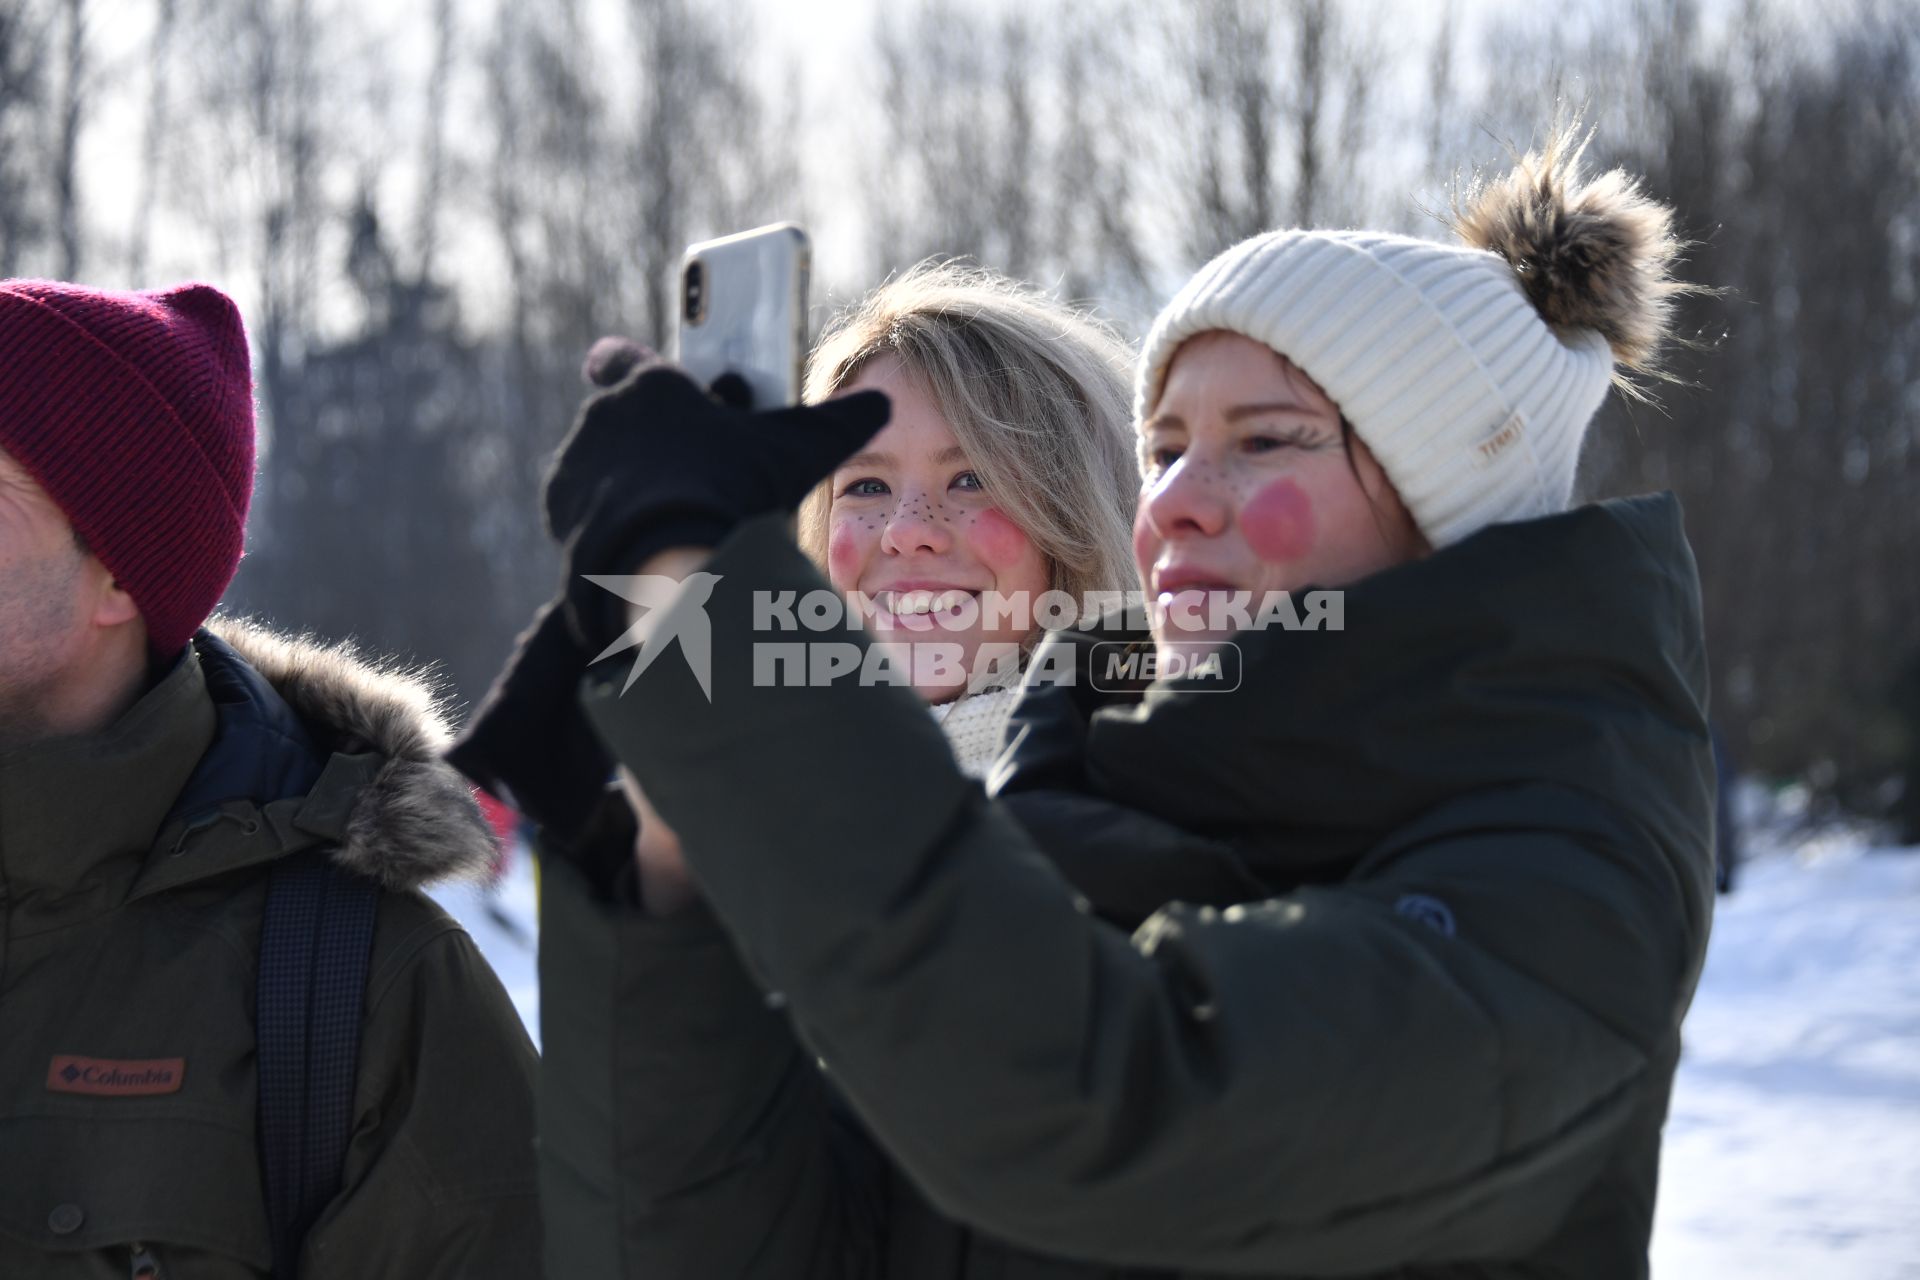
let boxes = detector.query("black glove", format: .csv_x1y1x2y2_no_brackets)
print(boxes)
450,338,889,868
447,597,616,852
543,362,890,649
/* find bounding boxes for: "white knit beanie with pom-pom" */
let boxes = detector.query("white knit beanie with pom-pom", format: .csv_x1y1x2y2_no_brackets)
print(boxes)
1134,128,1688,549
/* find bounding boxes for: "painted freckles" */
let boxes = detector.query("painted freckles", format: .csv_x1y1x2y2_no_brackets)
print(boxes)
823,354,1056,703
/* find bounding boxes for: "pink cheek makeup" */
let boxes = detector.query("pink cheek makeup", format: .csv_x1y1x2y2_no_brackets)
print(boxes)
1240,478,1316,564
826,518,871,589
962,506,1030,572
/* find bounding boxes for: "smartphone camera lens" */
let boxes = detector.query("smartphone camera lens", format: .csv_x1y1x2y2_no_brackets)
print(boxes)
683,259,707,326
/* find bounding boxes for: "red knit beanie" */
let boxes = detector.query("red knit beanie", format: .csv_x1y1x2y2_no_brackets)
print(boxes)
0,280,256,657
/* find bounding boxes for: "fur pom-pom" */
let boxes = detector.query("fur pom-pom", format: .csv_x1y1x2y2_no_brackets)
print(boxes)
1452,125,1686,378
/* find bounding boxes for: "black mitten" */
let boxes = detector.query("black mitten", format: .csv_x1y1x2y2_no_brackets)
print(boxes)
542,364,889,648
451,338,890,866
447,598,613,848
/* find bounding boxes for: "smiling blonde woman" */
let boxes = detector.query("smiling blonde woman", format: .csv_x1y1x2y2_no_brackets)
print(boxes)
616,265,1142,915
798,263,1138,735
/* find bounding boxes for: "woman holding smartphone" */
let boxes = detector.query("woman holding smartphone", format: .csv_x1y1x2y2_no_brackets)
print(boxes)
458,262,1142,1264
625,263,1139,913
466,128,1713,1279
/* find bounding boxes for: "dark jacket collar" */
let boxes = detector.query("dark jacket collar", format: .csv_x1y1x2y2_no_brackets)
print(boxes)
997,494,1711,916
0,619,497,924
167,628,327,823
0,645,218,913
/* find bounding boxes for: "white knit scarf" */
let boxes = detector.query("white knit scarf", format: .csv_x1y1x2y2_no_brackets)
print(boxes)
929,677,1024,779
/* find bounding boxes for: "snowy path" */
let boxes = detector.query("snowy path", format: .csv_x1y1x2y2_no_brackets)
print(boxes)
435,837,1920,1277
1652,841,1920,1278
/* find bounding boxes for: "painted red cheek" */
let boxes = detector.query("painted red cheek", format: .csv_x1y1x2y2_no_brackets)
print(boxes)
825,521,866,589
1240,479,1316,563
963,507,1032,570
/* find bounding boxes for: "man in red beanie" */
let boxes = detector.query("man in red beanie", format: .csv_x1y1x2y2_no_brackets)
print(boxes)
0,280,540,1277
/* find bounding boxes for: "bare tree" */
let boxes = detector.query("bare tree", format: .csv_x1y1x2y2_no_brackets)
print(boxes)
0,0,51,274
413,0,454,284
127,0,176,282
1514,0,1920,799
483,0,782,357
623,0,787,345
1167,0,1277,258
1425,0,1456,178
866,0,1150,311
1159,0,1382,265
167,0,330,434
50,0,85,278
1292,0,1327,227
1050,6,1152,311
873,1,1023,272
476,0,616,622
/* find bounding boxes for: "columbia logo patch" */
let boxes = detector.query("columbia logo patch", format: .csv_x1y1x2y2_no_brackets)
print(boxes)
46,1055,186,1097
1473,412,1528,468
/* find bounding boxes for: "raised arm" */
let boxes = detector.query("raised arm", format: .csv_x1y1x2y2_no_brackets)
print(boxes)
533,811,889,1279
584,514,1694,1274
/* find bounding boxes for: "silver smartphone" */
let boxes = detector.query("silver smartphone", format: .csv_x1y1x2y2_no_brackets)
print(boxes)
673,223,811,409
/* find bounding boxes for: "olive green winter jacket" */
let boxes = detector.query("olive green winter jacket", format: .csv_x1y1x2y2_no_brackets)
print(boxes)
540,492,1714,1278
0,620,540,1277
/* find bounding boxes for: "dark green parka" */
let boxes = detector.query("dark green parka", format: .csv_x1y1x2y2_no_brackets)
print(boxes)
540,492,1714,1278
0,620,540,1277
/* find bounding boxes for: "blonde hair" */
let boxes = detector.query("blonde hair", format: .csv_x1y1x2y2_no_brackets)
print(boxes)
799,262,1139,613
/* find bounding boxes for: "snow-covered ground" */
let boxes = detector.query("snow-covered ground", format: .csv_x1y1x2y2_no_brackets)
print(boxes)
434,827,1920,1277
1652,833,1920,1278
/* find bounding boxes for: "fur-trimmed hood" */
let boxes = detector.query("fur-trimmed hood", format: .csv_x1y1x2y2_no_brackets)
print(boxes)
199,617,498,892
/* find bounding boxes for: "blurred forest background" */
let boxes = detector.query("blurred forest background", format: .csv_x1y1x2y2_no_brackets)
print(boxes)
1,0,1914,815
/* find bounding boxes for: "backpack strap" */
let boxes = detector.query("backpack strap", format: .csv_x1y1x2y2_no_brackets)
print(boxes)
257,850,380,1277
